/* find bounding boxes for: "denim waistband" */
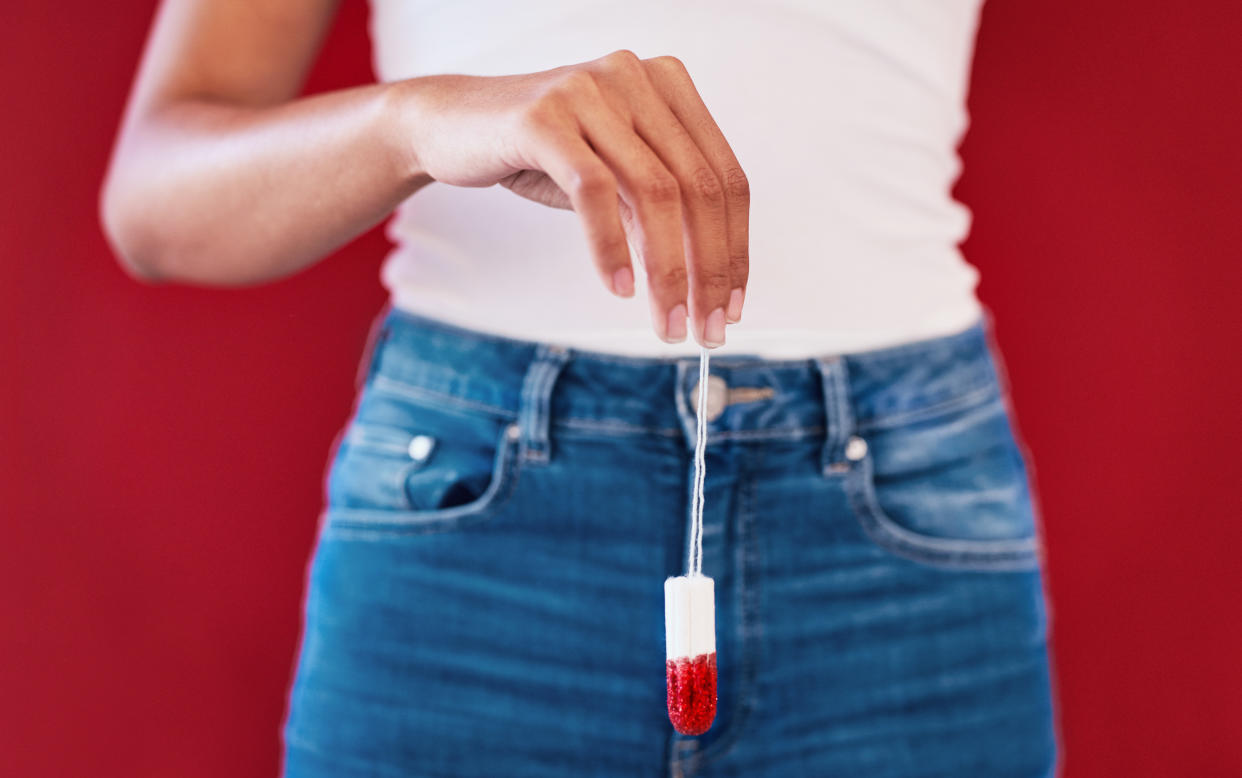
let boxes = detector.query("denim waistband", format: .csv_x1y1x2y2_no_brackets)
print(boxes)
357,305,1003,469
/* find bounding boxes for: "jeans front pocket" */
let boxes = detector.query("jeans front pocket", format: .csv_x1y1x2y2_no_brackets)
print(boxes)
323,385,524,538
843,390,1042,572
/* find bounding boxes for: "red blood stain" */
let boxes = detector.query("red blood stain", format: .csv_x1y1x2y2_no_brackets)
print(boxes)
666,652,717,735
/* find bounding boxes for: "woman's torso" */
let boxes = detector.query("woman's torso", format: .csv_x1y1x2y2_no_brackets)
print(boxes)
368,0,987,357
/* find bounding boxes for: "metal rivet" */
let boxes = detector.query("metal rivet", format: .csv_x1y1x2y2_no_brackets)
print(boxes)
844,436,868,462
407,434,436,462
506,423,521,441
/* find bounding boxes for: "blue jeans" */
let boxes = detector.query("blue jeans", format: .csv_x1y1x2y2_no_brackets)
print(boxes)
282,306,1059,777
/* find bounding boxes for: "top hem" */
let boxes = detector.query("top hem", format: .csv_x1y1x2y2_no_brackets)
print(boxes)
384,296,987,361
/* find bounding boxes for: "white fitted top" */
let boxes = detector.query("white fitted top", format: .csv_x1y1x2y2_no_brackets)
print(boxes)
368,0,986,357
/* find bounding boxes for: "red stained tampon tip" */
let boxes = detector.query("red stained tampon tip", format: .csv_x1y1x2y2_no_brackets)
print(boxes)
666,651,717,735
664,575,717,735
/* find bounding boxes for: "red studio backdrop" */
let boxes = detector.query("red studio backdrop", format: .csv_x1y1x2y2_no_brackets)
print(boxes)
4,1,1241,776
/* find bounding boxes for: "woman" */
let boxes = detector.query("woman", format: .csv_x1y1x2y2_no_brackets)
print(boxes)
101,0,1059,775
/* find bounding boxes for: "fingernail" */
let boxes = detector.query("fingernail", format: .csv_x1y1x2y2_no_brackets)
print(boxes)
704,307,726,347
666,304,688,342
612,267,635,297
726,287,745,323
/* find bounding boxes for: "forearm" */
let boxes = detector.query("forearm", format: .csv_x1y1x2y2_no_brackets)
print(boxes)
100,79,431,284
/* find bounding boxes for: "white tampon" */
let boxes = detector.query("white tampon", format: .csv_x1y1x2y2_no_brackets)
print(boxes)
664,574,717,735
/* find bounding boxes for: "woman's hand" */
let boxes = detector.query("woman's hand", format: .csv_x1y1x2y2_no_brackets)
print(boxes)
102,0,745,348
395,50,750,346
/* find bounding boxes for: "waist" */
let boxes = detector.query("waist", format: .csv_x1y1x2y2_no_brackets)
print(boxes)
378,180,983,358
358,305,1004,447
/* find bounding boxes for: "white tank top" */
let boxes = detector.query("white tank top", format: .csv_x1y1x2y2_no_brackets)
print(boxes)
368,0,986,357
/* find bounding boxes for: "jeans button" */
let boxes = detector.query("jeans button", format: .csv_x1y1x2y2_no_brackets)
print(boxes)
690,374,728,422
845,435,868,461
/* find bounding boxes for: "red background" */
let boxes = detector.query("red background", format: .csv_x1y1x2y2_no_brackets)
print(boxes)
4,1,1241,775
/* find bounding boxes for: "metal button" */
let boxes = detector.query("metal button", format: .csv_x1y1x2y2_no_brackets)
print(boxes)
407,434,436,462
689,374,729,422
844,436,868,461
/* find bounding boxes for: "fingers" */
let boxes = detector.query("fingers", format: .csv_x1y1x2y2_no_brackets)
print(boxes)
628,104,731,346
642,55,750,328
570,83,693,343
516,54,749,346
518,103,636,301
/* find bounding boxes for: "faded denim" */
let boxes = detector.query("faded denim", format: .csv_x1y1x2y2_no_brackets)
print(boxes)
282,305,1058,777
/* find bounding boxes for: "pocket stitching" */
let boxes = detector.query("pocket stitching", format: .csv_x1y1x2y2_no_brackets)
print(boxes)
324,423,522,537
343,423,421,456
845,453,1041,572
855,381,999,433
337,424,425,511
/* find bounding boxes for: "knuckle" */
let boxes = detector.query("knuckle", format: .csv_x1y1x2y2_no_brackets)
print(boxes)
652,264,689,292
571,168,617,201
604,48,644,74
689,167,725,206
518,100,560,133
516,93,568,134
729,251,750,282
555,69,599,97
722,166,751,200
698,269,732,293
642,174,681,204
648,54,689,76
597,231,630,260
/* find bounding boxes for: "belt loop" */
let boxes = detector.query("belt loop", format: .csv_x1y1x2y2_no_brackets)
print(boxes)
815,356,856,476
354,301,395,390
517,343,571,465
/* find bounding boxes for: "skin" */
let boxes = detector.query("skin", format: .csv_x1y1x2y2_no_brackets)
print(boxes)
100,0,749,346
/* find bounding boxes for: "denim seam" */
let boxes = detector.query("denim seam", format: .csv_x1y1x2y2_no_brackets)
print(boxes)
371,370,1001,444
705,426,825,443
518,345,569,464
844,454,1041,571
342,438,413,458
815,356,854,473
371,375,685,438
673,360,696,446
854,381,998,432
354,303,394,391
371,374,517,420
556,418,684,438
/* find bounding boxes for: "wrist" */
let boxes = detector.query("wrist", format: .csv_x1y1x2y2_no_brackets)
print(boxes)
380,78,436,191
